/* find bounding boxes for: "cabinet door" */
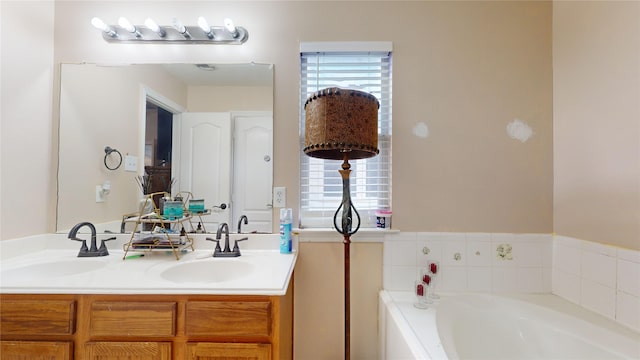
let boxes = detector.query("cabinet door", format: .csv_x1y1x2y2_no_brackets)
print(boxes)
0,299,75,335
1,340,72,360
187,343,271,360
84,341,171,360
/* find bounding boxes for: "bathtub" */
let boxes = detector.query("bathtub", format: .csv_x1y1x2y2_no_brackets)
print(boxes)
379,290,640,359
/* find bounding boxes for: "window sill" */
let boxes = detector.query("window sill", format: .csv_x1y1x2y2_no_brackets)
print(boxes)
294,227,399,243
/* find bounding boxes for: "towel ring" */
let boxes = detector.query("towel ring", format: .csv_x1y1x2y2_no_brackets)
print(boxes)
104,146,122,170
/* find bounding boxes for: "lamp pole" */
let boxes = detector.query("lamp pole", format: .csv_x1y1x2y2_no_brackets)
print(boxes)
333,154,360,360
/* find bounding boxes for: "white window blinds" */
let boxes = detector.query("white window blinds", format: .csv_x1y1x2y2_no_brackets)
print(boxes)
300,50,392,228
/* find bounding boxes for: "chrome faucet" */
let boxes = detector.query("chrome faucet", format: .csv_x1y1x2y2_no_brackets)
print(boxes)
68,221,115,257
206,222,248,257
237,215,248,233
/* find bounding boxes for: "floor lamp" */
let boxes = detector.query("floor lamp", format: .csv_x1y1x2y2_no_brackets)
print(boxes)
303,87,380,360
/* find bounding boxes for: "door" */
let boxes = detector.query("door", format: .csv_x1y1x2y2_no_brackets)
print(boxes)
174,112,231,231
232,113,273,233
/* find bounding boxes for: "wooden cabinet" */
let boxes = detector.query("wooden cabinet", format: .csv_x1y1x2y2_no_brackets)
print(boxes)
1,340,72,360
0,287,293,360
187,342,271,360
84,341,172,360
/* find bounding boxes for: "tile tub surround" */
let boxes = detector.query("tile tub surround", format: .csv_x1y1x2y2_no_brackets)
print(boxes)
382,232,640,333
383,232,553,295
553,235,640,332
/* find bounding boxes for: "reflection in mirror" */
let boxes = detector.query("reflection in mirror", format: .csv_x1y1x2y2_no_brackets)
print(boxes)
58,63,273,234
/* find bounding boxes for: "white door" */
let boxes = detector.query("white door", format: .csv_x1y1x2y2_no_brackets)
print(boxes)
175,112,231,232
232,112,273,233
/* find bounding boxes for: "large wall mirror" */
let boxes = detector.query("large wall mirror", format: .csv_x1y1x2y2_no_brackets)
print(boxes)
57,63,273,234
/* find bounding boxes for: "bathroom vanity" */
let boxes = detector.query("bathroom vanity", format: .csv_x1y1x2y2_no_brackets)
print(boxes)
0,234,295,360
1,292,292,359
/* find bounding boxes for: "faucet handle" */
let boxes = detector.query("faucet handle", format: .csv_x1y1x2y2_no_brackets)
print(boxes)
98,236,116,256
232,237,249,253
206,237,222,252
71,237,89,252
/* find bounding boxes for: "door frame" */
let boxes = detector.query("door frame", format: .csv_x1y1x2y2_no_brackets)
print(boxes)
139,86,186,200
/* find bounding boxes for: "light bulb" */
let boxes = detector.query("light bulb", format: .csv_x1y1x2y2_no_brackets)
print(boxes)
144,18,165,37
172,17,191,38
224,18,238,37
117,17,136,33
172,17,186,33
91,17,117,37
197,16,214,38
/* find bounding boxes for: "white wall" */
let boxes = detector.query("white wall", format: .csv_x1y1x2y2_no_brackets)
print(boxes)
1,1,55,239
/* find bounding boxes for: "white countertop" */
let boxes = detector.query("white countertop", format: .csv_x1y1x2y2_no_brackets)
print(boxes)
0,233,297,296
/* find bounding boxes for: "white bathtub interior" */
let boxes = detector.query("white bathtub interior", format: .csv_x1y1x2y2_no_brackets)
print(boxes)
379,290,640,360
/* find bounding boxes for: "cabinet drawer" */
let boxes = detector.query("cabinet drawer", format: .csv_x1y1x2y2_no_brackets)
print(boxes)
0,299,75,335
185,301,271,338
89,301,176,337
1,340,72,360
187,342,271,360
84,341,171,360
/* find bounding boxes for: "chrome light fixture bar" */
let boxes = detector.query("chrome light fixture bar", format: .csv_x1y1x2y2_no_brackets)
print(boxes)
91,17,248,44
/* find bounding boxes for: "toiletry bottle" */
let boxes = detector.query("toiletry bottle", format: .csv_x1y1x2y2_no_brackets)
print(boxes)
180,226,186,244
279,208,293,254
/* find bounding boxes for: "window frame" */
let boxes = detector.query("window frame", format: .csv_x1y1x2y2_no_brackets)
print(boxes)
299,43,393,228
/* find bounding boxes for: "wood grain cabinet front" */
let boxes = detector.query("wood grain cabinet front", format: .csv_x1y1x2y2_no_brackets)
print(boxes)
0,340,72,360
187,342,271,360
84,341,172,360
0,298,76,336
0,285,293,360
89,301,176,337
185,300,271,339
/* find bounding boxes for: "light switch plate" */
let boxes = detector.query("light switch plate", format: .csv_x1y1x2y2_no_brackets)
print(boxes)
273,187,286,208
96,185,105,202
124,155,137,172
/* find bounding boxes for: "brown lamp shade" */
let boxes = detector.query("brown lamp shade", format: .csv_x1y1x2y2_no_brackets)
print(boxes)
304,87,380,160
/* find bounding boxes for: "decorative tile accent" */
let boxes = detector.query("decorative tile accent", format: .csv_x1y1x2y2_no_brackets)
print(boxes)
496,243,513,260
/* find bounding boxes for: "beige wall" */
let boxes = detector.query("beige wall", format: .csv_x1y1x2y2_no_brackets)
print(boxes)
294,241,383,360
187,85,273,112
1,1,559,359
553,1,640,250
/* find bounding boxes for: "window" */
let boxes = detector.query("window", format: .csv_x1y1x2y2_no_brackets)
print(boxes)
300,47,392,228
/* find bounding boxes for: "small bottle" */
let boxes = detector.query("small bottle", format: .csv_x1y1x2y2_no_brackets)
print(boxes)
180,226,187,244
279,208,293,254
196,222,203,233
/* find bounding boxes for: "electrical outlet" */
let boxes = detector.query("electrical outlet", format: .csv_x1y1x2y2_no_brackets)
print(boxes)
273,187,286,208
124,155,137,172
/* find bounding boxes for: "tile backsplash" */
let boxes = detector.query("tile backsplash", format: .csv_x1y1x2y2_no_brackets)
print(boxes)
383,232,639,332
383,232,553,294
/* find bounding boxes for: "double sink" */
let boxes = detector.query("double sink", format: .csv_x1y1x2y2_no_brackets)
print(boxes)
0,234,296,295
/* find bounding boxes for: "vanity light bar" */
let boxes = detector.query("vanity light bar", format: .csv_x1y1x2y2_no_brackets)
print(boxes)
90,17,248,44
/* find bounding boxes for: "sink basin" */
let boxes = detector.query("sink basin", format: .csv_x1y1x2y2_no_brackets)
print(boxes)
1,259,107,282
158,259,255,283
